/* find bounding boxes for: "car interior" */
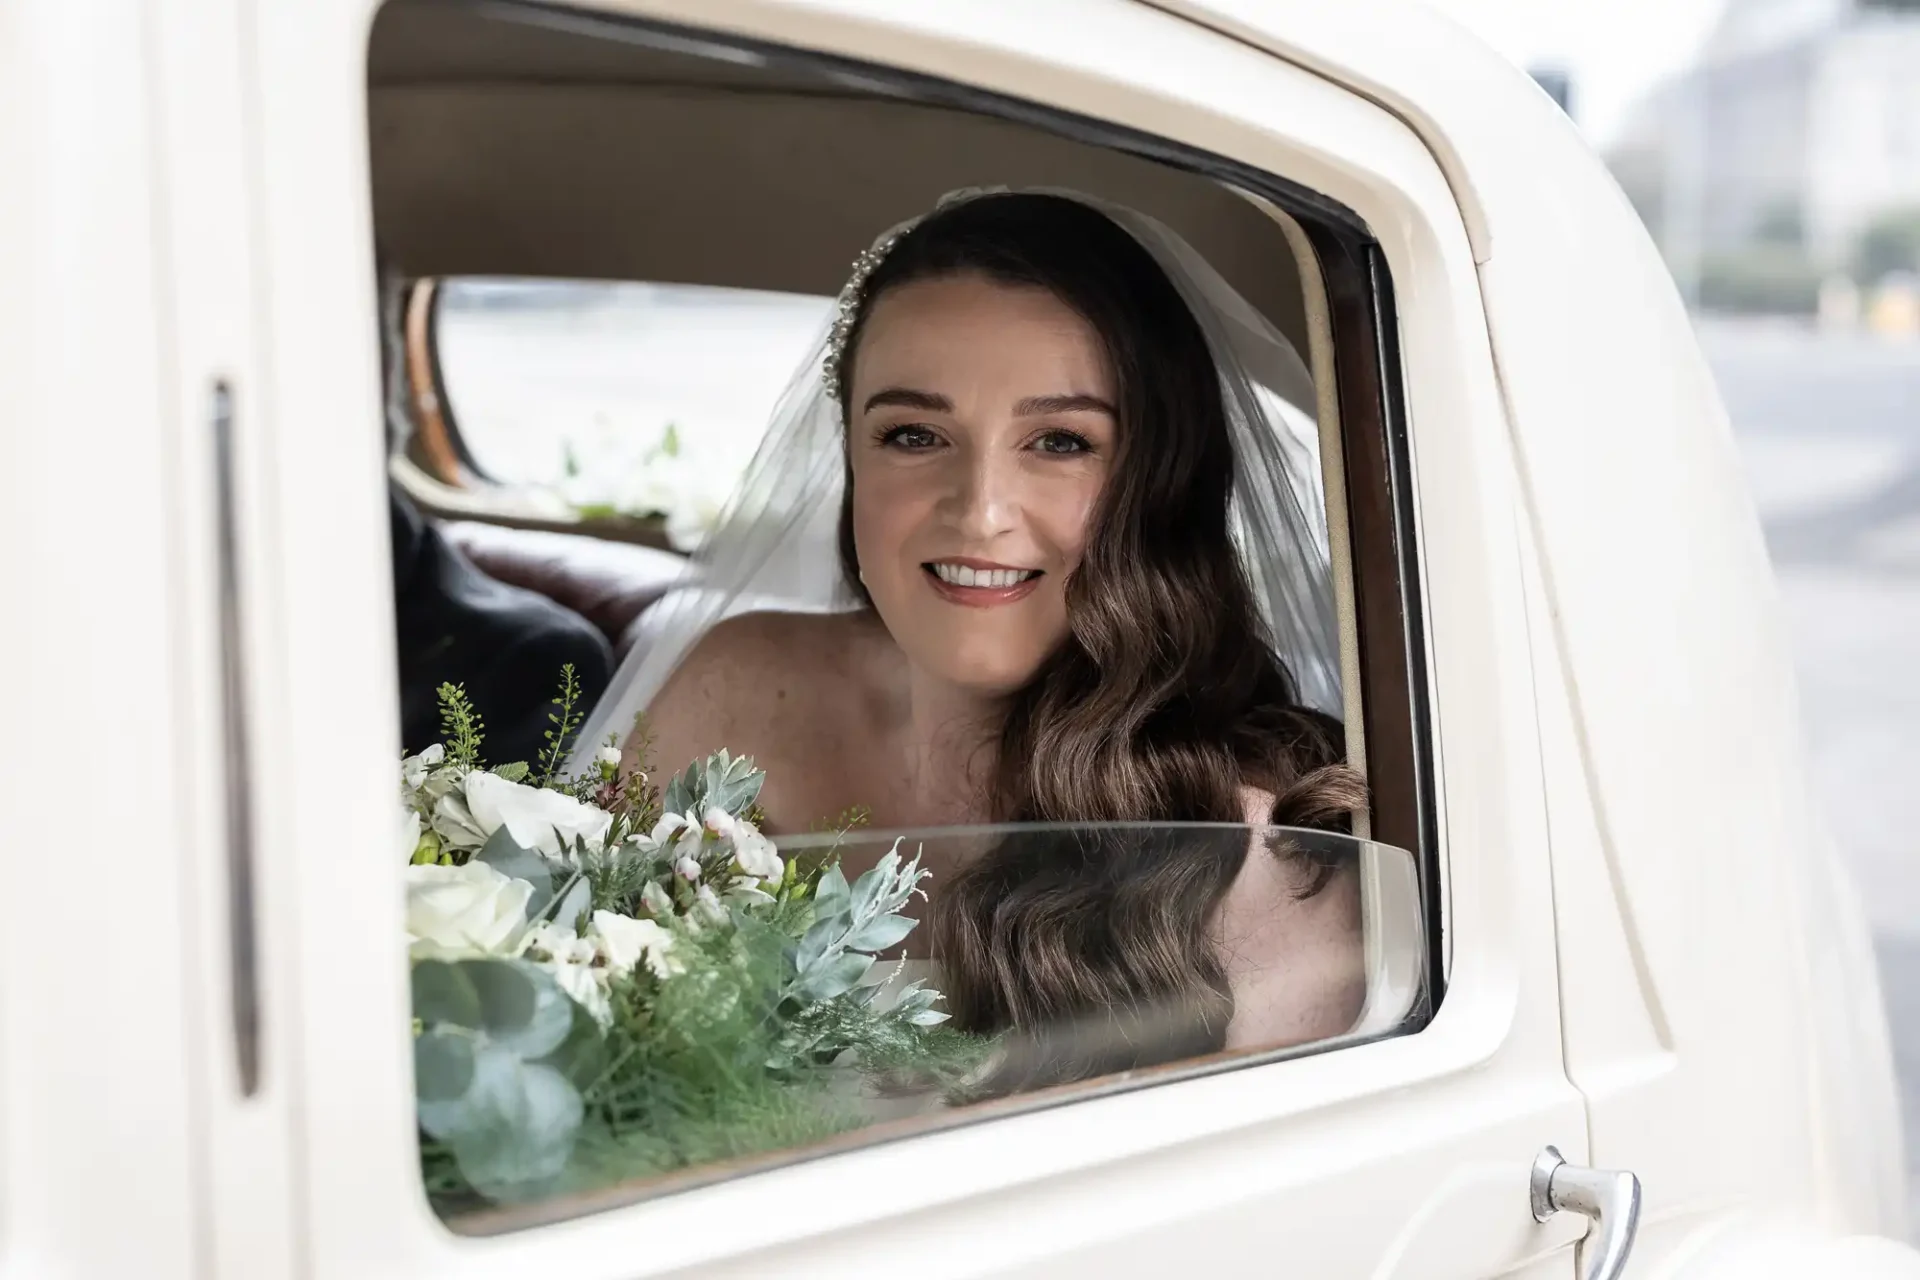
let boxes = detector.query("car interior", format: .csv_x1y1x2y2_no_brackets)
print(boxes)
366,0,1371,759
369,0,1445,1223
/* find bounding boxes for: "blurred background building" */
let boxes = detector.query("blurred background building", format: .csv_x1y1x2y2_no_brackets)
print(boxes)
1605,0,1920,320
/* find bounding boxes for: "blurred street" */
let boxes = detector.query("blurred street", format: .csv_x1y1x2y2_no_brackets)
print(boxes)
1704,316,1920,1230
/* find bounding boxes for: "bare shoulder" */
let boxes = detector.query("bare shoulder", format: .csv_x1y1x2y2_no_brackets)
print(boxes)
633,610,878,788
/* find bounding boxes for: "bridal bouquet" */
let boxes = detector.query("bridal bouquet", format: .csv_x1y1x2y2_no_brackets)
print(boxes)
401,670,983,1211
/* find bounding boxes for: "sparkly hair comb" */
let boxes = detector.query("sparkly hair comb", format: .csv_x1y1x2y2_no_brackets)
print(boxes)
822,189,991,402
821,223,915,403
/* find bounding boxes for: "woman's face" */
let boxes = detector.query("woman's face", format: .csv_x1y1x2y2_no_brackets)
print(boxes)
848,272,1117,697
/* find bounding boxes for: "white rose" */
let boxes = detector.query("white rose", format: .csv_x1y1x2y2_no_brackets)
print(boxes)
590,910,680,980
465,771,613,859
405,860,533,958
596,745,623,770
520,922,610,1024
705,807,782,884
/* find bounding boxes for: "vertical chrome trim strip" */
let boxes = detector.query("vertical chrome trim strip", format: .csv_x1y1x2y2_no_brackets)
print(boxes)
211,379,261,1095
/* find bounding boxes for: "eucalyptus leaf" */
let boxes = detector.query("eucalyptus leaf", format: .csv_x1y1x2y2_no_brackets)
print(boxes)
814,863,851,917
414,1026,477,1101
662,759,701,818
800,951,872,1002
849,852,899,922
474,827,553,899
549,873,592,933
411,959,483,1029
844,914,915,954
461,959,575,1059
794,918,838,974
420,1047,584,1201
704,752,764,816
535,993,609,1088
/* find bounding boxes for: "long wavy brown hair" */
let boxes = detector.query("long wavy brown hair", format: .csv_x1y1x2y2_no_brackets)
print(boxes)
834,193,1366,1088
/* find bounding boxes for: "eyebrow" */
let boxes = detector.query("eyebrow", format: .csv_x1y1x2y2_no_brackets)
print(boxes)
860,388,1117,417
862,387,953,414
1014,393,1115,418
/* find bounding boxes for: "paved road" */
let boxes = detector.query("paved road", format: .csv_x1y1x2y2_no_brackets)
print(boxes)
1700,316,1920,1233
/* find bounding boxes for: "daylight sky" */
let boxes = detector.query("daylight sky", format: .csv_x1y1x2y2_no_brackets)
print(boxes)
1417,0,1730,144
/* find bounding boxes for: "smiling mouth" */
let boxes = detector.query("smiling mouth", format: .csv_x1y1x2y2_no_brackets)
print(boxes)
921,561,1045,606
926,561,1043,589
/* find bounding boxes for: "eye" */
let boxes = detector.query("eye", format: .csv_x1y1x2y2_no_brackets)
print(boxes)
1031,429,1094,456
878,424,943,451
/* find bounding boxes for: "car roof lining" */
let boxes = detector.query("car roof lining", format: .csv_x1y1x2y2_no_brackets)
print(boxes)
367,0,1314,356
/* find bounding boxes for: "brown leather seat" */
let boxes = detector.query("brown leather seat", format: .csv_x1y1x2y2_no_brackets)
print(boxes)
438,521,695,661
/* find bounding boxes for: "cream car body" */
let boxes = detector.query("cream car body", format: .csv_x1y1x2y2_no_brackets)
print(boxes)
0,0,1909,1277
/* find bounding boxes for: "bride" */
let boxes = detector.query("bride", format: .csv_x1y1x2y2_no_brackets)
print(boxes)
595,190,1368,1082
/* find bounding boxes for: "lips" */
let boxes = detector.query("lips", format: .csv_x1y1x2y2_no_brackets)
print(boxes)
929,562,1040,589
922,560,1044,607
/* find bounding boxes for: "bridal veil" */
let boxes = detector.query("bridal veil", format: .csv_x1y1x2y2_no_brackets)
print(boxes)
568,187,1341,770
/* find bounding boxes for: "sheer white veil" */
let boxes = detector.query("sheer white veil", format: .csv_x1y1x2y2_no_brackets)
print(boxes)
568,187,1341,771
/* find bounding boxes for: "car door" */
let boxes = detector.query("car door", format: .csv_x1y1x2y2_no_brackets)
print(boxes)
224,1,1593,1276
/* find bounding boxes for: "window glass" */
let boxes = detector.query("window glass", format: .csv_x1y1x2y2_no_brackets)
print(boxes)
403,762,1427,1228
432,278,832,549
378,27,1424,1239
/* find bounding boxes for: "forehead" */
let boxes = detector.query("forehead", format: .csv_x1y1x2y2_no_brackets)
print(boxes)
852,273,1112,393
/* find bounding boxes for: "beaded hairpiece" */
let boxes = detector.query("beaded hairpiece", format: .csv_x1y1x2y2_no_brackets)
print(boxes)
821,224,914,403
821,190,989,402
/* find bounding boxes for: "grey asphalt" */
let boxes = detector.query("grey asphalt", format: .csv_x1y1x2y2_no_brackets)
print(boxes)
1700,316,1920,1234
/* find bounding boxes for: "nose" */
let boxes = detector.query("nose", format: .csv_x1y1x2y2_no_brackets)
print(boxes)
938,440,1021,541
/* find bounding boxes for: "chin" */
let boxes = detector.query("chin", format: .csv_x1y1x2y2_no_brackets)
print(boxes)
925,641,1052,697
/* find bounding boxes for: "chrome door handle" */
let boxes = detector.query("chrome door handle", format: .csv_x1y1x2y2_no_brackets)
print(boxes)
1530,1146,1642,1280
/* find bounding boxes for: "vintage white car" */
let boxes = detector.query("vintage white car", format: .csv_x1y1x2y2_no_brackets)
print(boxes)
3,0,1915,1277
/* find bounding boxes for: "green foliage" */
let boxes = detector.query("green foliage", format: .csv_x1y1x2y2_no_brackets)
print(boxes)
1853,206,1920,287
814,804,872,835
662,749,764,818
407,680,987,1218
436,683,486,770
542,910,987,1194
412,958,586,1202
534,664,585,786
788,848,932,1007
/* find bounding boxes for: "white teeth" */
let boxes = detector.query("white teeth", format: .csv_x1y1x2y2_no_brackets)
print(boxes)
931,563,1036,589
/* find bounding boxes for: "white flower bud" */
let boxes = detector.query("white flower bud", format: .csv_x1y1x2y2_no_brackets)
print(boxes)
674,855,703,882
597,745,623,770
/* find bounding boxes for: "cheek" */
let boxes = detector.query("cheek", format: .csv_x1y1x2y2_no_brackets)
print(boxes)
849,468,925,580
1037,473,1104,570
